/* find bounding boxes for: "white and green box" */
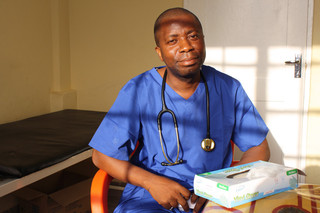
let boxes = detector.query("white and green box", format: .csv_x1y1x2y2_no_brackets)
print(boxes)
194,161,299,208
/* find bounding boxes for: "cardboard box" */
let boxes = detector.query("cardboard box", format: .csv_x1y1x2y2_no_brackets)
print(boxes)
13,171,92,213
194,161,300,208
14,187,48,213
0,194,20,213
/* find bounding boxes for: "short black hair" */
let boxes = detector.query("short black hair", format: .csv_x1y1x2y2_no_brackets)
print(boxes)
154,7,203,46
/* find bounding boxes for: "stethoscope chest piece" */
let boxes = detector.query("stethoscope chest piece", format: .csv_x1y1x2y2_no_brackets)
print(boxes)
201,138,215,152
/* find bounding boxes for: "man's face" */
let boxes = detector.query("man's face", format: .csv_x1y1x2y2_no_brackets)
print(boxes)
155,13,206,79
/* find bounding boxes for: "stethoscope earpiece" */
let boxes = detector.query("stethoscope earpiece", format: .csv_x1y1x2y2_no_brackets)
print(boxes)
161,159,183,166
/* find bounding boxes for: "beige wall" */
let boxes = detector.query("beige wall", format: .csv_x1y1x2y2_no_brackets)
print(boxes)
0,0,182,124
0,0,53,124
69,0,183,111
306,0,320,184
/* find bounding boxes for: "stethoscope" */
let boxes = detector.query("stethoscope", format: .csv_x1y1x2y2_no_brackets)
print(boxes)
157,69,215,166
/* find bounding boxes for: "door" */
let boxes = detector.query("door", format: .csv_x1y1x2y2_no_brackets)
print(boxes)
184,0,312,172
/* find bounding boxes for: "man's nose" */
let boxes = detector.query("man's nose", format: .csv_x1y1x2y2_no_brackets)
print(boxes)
179,38,194,53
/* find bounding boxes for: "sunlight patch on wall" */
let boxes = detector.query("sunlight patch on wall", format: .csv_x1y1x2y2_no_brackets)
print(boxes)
268,47,288,65
224,47,257,65
205,46,258,100
205,47,223,64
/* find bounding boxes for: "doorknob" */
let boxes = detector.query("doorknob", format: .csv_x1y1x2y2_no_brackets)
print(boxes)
285,54,302,78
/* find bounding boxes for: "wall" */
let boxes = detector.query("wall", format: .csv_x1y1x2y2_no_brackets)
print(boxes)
0,0,183,123
50,0,77,112
1,0,319,183
0,0,53,124
69,0,183,111
306,0,320,184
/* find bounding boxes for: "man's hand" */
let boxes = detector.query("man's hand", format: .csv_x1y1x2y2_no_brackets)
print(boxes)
146,175,207,213
145,175,191,211
190,193,207,213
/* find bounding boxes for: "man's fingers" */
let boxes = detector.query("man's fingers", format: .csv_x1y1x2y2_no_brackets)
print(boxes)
164,204,173,211
193,197,207,213
169,200,179,209
176,192,190,212
190,193,198,204
180,187,192,200
178,198,189,212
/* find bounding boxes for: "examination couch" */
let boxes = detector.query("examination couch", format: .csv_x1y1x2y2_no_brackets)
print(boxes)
0,109,106,197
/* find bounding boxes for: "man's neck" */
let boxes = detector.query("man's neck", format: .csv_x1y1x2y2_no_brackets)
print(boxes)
158,67,201,100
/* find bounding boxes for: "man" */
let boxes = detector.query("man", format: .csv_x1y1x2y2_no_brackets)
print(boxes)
90,7,270,213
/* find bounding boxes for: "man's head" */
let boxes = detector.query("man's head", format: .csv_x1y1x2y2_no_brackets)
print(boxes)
154,8,203,47
154,8,206,79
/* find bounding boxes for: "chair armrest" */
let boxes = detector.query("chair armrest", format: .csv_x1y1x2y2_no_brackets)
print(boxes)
90,169,113,213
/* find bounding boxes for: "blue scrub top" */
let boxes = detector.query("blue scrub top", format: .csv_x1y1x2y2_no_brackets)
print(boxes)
89,65,268,211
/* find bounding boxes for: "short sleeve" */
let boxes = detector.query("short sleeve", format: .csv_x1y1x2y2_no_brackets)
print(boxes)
89,82,141,161
232,85,269,152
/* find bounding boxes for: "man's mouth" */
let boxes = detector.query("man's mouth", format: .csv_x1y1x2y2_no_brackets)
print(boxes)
179,57,199,66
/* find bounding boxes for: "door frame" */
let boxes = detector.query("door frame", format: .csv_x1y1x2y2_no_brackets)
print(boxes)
300,0,313,177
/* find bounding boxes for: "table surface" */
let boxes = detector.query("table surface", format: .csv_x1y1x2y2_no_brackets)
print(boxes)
203,184,320,213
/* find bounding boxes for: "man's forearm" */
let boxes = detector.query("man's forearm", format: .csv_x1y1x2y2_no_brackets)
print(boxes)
233,139,270,166
92,149,156,189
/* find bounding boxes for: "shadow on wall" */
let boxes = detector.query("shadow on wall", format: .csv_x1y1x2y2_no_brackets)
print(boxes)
305,165,320,184
267,131,284,165
234,131,284,166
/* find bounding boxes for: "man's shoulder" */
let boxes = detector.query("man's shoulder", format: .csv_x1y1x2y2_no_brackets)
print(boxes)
131,67,158,82
202,65,240,85
121,67,160,92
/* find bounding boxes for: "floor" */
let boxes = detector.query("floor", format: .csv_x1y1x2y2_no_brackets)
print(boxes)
108,179,125,212
108,189,123,212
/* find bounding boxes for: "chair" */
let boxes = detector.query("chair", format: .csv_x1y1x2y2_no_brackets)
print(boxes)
90,169,113,213
90,141,239,213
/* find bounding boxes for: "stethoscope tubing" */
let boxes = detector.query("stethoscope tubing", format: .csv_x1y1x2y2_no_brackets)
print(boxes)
201,71,211,139
157,69,212,166
157,70,182,166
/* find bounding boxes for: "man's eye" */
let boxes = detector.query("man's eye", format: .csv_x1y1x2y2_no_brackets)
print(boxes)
189,34,199,40
167,39,177,44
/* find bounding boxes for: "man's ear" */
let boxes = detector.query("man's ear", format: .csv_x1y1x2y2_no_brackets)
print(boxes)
155,46,164,62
